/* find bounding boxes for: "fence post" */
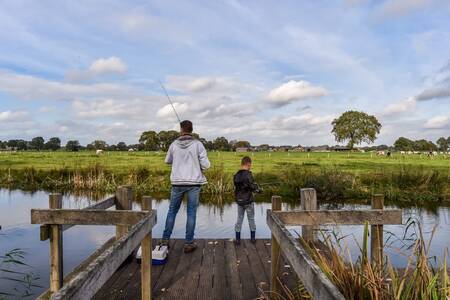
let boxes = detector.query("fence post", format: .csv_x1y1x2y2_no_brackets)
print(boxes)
115,186,133,240
371,194,384,269
141,196,152,300
49,193,63,293
270,195,282,299
300,188,318,242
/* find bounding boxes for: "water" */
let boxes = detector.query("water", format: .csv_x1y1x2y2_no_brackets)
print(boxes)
0,189,449,297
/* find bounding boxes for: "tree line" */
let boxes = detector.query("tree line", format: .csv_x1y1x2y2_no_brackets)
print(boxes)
393,136,450,152
0,132,251,152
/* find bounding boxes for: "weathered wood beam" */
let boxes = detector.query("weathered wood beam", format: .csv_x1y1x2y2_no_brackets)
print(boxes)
40,196,116,241
273,209,402,226
32,209,149,226
267,210,345,300
36,237,116,300
49,194,63,294
270,196,282,299
49,211,157,300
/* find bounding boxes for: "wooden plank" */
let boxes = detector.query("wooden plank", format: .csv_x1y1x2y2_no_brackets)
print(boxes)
182,239,205,300
164,240,196,299
32,209,149,226
267,210,345,300
301,188,318,241
141,196,152,300
49,212,156,300
49,194,63,294
274,209,402,226
371,194,384,268
235,239,257,299
212,240,228,299
271,195,282,299
224,240,243,300
40,196,116,241
196,240,215,300
116,186,133,240
153,240,184,297
243,240,269,296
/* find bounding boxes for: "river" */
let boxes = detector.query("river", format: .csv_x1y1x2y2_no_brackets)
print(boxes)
0,189,449,298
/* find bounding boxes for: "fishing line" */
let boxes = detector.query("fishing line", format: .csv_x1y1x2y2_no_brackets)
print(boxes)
159,79,181,123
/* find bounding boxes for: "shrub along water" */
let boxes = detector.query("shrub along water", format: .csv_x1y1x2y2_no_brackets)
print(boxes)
0,163,449,203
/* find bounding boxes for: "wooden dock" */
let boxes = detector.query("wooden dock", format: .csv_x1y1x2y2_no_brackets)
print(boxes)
94,239,297,300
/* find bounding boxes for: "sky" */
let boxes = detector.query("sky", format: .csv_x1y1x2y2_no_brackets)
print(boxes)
1,0,450,146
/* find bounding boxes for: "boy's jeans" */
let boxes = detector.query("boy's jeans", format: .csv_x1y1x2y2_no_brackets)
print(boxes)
162,185,201,244
235,202,256,232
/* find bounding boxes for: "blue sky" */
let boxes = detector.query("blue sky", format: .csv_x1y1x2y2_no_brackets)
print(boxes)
1,0,450,146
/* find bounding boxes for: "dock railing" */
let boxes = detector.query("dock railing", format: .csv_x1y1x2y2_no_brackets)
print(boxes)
31,186,157,300
267,188,403,300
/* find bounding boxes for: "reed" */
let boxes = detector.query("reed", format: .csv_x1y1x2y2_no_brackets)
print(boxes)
303,221,450,299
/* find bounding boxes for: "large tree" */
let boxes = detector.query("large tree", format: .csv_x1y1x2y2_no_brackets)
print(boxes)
436,137,450,151
65,140,81,151
45,137,61,151
30,137,45,151
331,111,381,149
394,137,414,151
213,137,230,151
139,130,159,151
157,130,179,151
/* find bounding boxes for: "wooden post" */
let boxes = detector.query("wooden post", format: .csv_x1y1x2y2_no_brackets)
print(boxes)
371,194,384,269
141,196,152,300
300,188,318,241
115,186,133,240
270,195,282,299
49,193,63,293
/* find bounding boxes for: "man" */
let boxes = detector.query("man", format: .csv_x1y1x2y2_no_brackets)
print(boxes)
161,120,210,253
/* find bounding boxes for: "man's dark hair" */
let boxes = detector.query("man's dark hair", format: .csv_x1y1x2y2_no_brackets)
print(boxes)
180,120,193,133
241,156,252,165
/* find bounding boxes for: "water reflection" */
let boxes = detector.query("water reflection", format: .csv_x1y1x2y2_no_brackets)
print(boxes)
0,189,449,297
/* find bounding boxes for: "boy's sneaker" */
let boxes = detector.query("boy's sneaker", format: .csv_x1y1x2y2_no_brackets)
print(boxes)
250,231,256,244
184,242,197,253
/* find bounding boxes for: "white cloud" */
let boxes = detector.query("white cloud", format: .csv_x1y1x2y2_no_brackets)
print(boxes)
89,57,127,75
424,115,450,129
0,70,136,101
166,76,240,94
376,0,432,18
66,57,127,81
0,110,29,122
267,80,328,107
156,102,189,119
383,97,416,114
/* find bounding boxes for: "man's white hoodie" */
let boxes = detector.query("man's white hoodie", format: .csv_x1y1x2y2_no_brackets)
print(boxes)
165,135,211,185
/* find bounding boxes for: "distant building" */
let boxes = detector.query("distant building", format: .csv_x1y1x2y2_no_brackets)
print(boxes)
235,147,249,152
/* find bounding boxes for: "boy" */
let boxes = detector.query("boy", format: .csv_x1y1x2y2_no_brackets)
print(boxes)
233,156,261,245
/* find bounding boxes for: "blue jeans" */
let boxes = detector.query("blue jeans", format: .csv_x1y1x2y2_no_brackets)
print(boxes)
162,185,201,243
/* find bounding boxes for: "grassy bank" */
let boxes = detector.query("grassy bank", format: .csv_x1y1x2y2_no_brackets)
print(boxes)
1,151,450,203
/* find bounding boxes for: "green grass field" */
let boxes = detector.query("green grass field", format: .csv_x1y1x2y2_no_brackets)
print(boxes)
1,150,450,173
1,151,449,203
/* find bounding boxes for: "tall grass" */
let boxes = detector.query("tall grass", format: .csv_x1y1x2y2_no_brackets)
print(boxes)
1,163,449,203
304,221,450,299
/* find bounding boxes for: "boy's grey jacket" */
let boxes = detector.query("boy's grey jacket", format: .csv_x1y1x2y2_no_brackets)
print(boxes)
165,135,210,185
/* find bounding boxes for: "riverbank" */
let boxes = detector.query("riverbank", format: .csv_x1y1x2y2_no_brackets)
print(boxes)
1,151,450,204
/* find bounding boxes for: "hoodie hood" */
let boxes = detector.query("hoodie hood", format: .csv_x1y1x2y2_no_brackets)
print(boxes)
175,135,195,149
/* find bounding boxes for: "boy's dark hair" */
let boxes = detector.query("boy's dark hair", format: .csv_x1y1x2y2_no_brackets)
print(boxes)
241,156,252,165
180,120,193,133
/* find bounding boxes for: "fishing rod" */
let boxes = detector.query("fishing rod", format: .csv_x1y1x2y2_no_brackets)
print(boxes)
159,80,181,123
